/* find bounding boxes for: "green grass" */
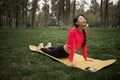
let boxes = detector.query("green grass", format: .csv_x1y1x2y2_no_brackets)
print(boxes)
0,27,120,80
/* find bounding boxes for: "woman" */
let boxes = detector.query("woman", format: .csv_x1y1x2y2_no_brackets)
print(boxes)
38,14,91,66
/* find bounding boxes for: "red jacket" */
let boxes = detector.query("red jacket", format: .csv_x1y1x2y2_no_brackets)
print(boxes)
65,27,87,62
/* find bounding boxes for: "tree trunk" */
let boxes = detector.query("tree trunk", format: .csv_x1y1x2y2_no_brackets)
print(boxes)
43,3,49,27
64,0,70,29
59,0,65,28
21,0,25,28
58,0,61,28
8,15,12,27
15,11,19,28
0,13,3,27
73,0,76,20
104,0,109,27
32,0,38,28
100,0,103,27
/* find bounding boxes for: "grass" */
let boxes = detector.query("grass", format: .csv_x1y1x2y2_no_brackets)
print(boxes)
0,27,120,80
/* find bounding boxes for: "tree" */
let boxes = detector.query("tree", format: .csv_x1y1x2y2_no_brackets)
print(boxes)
115,0,120,27
50,0,58,26
31,0,38,28
64,0,70,29
100,0,103,27
90,0,99,15
14,0,21,28
58,0,65,28
104,0,109,26
0,0,30,28
57,0,70,29
73,0,76,19
42,0,49,27
21,0,29,28
89,0,100,26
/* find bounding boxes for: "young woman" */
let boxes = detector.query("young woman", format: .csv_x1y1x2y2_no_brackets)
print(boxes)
38,14,91,66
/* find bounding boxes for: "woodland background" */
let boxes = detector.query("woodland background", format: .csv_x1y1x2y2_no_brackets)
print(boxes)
0,0,120,29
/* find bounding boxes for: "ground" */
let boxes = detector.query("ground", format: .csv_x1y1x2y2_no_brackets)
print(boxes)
0,27,120,80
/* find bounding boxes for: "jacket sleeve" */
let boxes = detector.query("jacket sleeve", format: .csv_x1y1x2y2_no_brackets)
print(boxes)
81,45,87,60
68,31,75,62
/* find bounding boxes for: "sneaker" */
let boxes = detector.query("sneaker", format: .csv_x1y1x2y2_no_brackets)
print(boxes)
45,42,51,48
38,43,44,48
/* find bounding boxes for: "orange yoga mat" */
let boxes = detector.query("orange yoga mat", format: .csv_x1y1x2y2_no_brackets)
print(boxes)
29,45,116,72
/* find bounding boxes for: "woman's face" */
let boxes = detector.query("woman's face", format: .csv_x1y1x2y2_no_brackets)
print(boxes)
76,16,87,27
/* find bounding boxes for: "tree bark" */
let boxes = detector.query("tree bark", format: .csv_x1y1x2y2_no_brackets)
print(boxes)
64,0,70,29
43,3,49,27
32,0,38,28
100,0,103,27
73,0,76,20
15,11,19,28
104,0,109,26
59,0,65,28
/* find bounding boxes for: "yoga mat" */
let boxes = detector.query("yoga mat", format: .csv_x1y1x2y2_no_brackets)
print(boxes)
29,45,116,72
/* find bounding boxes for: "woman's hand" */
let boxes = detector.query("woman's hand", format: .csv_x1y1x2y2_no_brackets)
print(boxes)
69,61,76,67
85,59,93,62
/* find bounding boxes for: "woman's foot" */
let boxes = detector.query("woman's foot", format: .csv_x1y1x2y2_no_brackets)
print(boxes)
38,43,44,50
45,42,51,48
37,46,41,50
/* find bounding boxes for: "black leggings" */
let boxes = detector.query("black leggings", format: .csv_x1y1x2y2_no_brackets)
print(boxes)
41,45,69,58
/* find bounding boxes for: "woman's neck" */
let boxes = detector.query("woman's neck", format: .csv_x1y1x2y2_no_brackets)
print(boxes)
77,26,84,32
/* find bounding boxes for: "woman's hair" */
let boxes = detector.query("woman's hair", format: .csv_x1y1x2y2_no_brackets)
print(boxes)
82,29,86,47
73,14,87,47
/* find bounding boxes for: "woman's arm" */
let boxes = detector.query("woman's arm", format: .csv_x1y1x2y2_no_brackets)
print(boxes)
82,45,93,61
81,45,87,60
68,32,75,62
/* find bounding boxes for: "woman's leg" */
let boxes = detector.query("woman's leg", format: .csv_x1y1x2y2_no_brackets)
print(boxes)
41,46,69,58
48,47,56,50
41,48,53,54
